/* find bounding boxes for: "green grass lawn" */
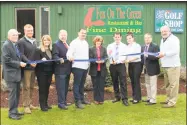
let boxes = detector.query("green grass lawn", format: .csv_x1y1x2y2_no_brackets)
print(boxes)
1,94,186,125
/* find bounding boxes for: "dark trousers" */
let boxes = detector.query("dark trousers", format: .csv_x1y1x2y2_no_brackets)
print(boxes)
55,74,70,105
7,82,20,116
72,68,88,102
91,72,105,102
36,73,52,109
128,62,142,101
109,64,128,100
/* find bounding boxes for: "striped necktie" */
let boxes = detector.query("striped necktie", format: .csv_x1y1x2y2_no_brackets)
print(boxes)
114,44,119,61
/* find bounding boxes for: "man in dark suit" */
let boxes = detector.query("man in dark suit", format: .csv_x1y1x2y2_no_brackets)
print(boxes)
141,33,160,105
2,29,26,120
52,29,72,110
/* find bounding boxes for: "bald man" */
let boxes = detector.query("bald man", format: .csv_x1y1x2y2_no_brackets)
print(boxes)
157,25,181,108
2,29,26,120
52,29,72,110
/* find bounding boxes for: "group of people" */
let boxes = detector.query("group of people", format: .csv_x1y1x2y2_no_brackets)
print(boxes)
1,24,181,120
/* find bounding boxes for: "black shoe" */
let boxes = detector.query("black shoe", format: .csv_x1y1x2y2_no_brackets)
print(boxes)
142,99,150,103
112,99,121,103
58,104,68,110
75,101,84,109
145,102,156,105
132,100,140,104
130,100,133,102
81,100,91,105
16,112,24,116
122,100,129,106
41,108,48,112
65,102,72,106
45,103,52,109
9,115,21,120
46,105,52,109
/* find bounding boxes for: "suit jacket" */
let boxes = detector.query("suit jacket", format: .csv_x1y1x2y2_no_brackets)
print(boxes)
89,46,108,77
141,42,160,76
35,48,54,75
52,40,72,75
2,40,22,82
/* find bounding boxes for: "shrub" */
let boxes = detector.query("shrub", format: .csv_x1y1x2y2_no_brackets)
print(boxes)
158,66,186,82
68,73,93,91
180,66,186,82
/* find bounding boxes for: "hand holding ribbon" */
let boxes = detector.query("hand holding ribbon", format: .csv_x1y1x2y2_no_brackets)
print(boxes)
30,63,37,67
60,58,64,64
144,52,148,57
41,58,47,61
157,52,165,58
96,60,104,64
68,57,74,62
20,62,27,67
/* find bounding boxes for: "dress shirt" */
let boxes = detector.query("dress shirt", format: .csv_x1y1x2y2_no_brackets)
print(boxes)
25,36,36,45
126,42,141,62
66,37,89,70
107,41,127,64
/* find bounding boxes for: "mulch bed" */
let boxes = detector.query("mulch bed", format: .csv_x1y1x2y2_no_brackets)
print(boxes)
0,77,186,108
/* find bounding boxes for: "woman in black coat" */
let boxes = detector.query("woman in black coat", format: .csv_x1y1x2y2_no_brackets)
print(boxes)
89,35,107,104
35,35,54,111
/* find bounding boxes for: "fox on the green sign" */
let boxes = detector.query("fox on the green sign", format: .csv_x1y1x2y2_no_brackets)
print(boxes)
84,5,143,35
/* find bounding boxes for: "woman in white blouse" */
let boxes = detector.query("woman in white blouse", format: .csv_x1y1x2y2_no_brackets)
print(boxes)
126,32,143,104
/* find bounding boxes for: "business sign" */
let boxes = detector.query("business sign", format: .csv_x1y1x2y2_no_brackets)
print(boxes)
84,5,143,35
155,9,184,33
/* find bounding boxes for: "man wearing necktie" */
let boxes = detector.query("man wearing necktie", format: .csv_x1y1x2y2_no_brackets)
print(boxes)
2,29,26,120
114,44,119,62
141,33,160,105
52,29,72,110
14,44,21,58
107,32,129,106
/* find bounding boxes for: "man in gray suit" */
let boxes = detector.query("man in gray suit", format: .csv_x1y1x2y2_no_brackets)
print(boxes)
2,29,26,120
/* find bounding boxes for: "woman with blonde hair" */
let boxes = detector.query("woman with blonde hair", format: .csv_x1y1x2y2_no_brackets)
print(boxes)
89,35,108,104
35,35,54,111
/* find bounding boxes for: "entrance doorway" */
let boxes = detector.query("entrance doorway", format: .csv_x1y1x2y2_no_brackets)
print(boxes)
16,8,36,38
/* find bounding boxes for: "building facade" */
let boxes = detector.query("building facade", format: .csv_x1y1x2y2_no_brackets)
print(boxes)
0,2,186,65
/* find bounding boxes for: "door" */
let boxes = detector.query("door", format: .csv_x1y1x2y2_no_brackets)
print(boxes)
16,8,36,38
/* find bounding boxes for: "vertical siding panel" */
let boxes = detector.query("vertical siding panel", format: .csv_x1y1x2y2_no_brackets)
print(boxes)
50,3,57,41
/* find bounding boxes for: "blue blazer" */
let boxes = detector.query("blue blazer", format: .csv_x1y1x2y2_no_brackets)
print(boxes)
141,42,160,76
52,40,72,75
